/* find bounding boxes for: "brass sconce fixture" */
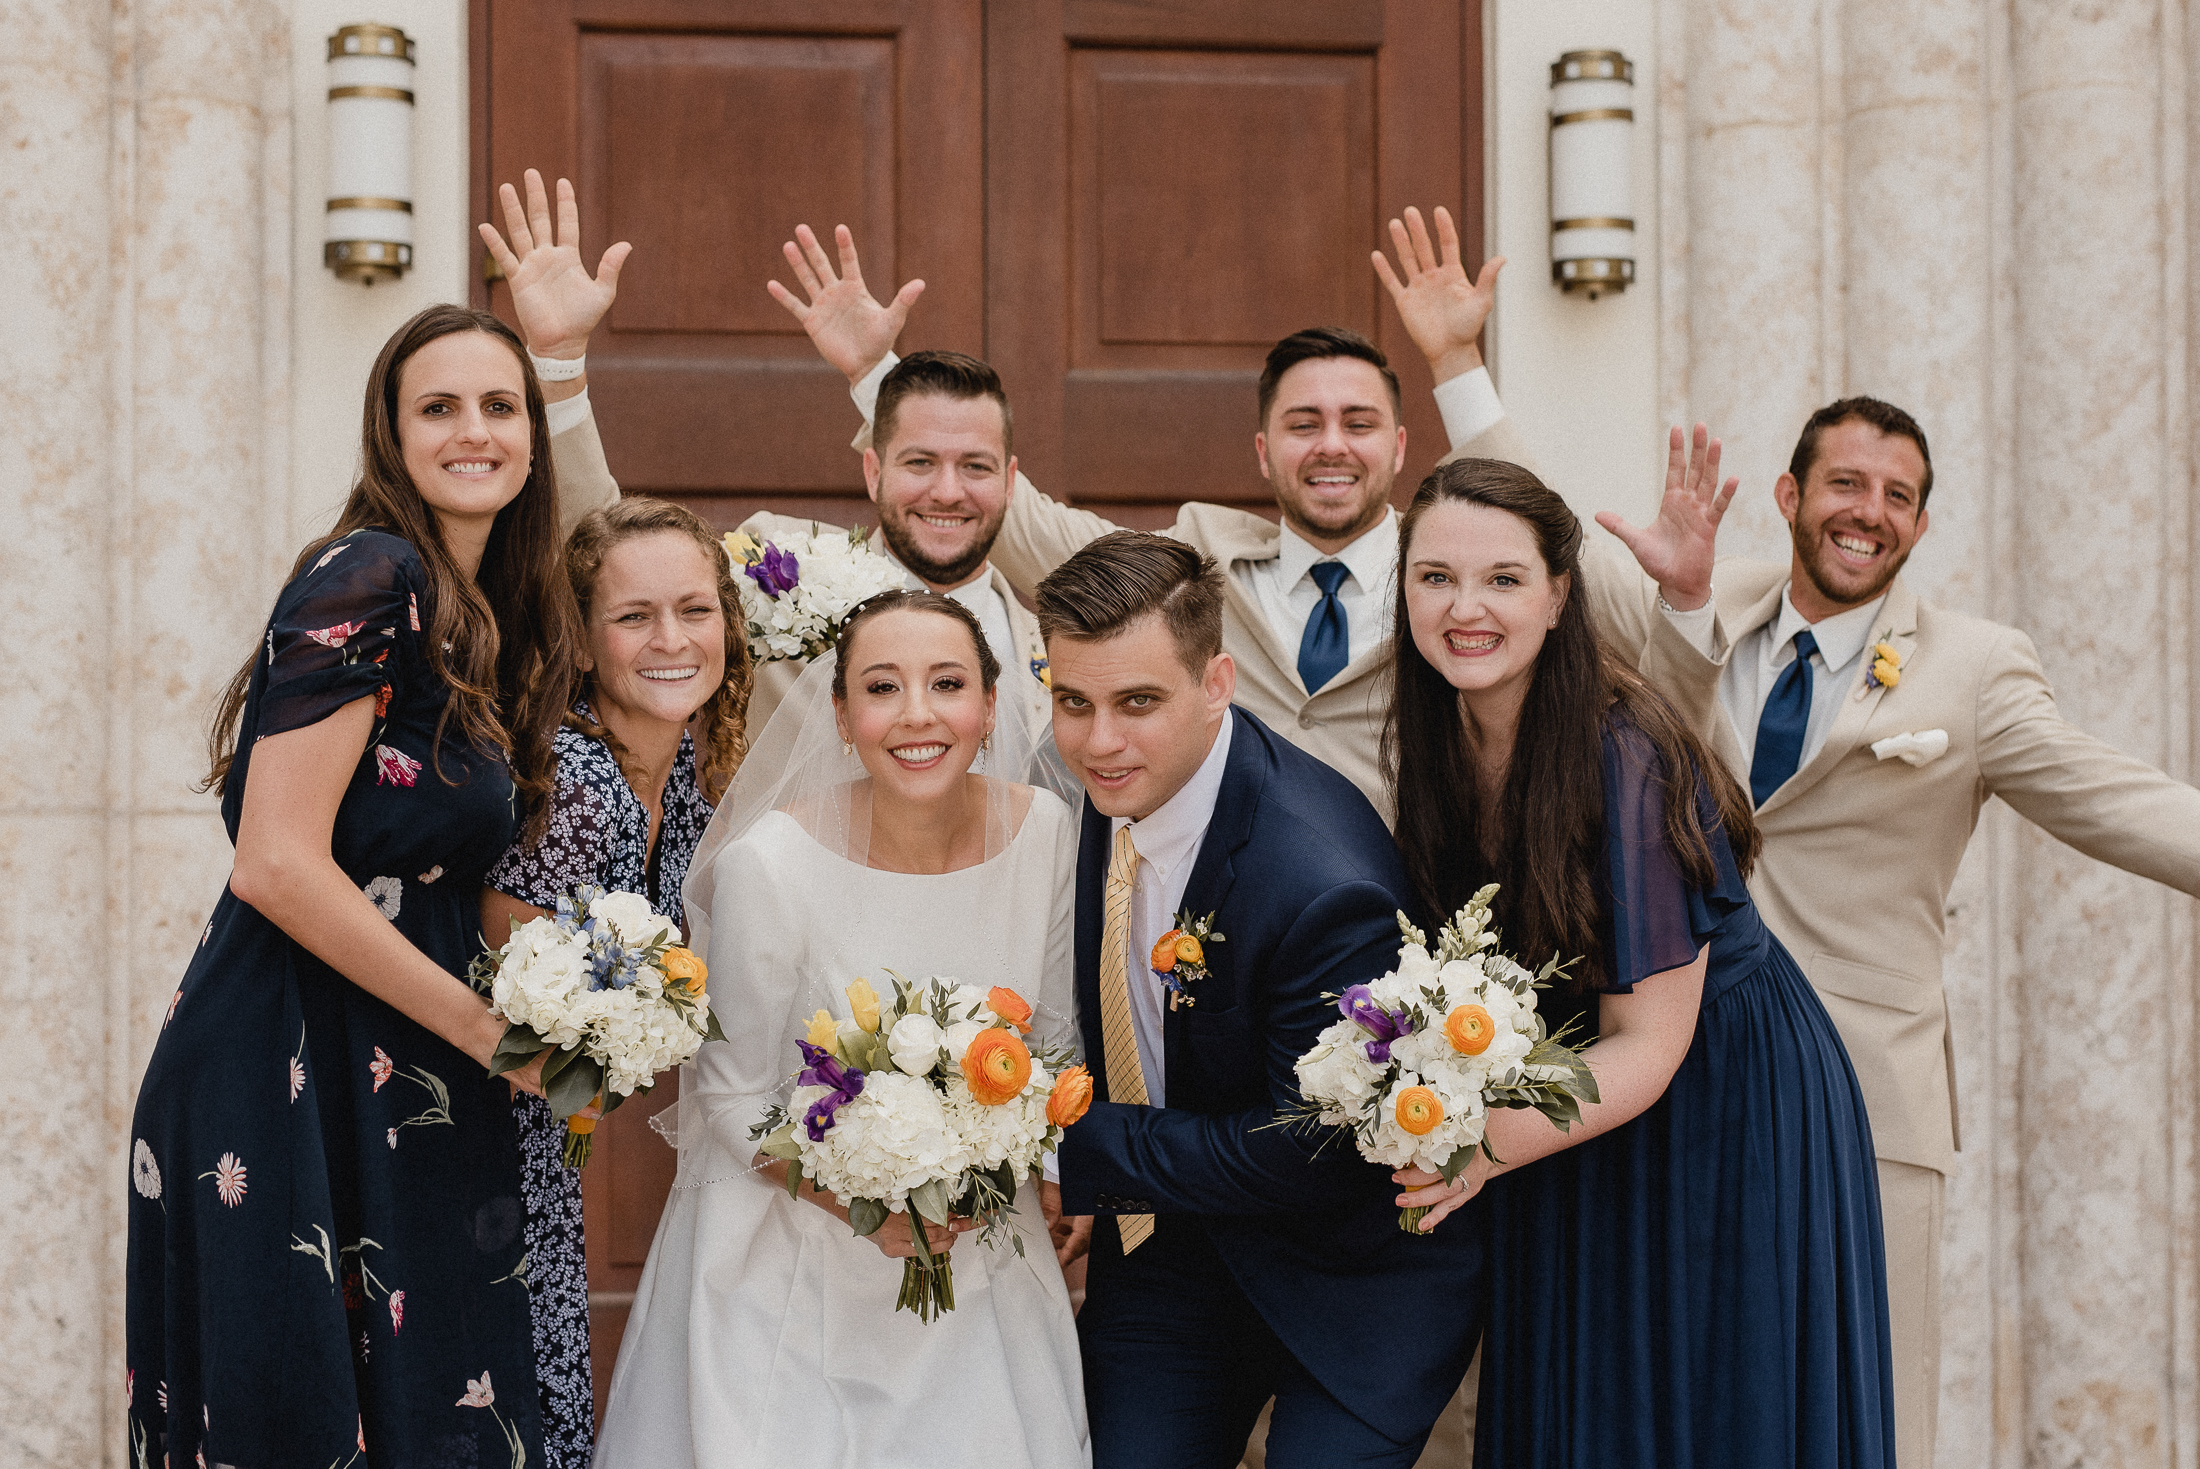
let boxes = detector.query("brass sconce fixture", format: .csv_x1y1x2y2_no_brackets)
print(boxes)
1550,49,1635,299
325,23,415,284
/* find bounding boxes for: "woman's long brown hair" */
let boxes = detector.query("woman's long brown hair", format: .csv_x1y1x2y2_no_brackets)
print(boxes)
562,497,752,803
1382,457,1760,990
203,304,579,835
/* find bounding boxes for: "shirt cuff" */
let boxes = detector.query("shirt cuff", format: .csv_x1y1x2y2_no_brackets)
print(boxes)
1042,1153,1060,1185
543,388,592,439
847,352,901,450
1658,596,1720,658
1432,366,1504,451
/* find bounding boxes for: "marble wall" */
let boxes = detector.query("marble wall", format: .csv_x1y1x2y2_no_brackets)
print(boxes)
4,0,2198,1463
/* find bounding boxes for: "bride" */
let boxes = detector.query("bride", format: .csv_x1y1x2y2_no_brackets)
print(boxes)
593,589,1089,1468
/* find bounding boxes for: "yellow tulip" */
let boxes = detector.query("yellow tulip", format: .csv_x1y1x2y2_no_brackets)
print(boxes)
805,1009,841,1057
723,530,762,564
846,977,883,1033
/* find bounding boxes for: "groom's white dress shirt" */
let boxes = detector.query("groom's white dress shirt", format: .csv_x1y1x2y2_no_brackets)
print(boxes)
1245,513,1398,670
1665,589,1890,779
1107,710,1235,1110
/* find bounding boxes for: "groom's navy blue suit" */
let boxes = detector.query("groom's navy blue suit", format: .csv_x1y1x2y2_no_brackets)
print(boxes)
1059,708,1489,1469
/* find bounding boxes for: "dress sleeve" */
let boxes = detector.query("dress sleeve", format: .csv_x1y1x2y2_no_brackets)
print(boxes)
486,733,616,908
258,534,420,740
1597,719,1751,992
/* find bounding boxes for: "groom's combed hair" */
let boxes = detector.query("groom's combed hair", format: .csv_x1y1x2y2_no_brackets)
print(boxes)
1035,532,1223,679
875,350,1013,457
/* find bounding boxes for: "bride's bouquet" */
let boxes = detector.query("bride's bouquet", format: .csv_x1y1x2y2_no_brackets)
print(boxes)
468,885,724,1167
723,525,908,663
1289,885,1599,1231
750,973,1095,1323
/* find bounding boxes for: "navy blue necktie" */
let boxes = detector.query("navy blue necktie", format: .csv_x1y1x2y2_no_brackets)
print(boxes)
1298,562,1351,693
1751,629,1820,807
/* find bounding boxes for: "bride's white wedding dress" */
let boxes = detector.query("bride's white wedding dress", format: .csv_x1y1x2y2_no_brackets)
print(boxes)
592,787,1089,1469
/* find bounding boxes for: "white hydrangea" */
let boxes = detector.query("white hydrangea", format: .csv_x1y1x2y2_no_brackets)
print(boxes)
942,1067,1057,1172
797,1071,975,1210
1294,1022,1389,1127
730,527,909,664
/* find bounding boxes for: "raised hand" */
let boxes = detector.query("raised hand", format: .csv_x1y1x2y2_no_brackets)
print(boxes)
1594,425,1740,612
1371,205,1505,383
766,224,924,384
478,170,630,361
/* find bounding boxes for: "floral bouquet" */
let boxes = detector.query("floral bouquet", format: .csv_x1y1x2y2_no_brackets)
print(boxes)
468,885,723,1167
749,973,1094,1323
1290,885,1599,1232
723,525,908,663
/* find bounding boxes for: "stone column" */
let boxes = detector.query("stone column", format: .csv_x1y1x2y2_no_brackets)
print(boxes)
0,0,289,1461
2008,1,2191,1464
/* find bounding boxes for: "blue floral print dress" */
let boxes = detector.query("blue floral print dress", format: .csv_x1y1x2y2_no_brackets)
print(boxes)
484,708,715,1469
126,531,542,1469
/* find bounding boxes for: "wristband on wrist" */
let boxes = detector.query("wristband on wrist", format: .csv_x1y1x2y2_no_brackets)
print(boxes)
528,351,586,383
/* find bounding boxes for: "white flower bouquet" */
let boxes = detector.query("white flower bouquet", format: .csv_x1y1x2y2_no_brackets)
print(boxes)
1290,885,1600,1231
751,973,1095,1323
468,885,722,1167
723,525,908,663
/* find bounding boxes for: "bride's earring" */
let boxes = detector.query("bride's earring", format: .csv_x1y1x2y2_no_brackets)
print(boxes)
981,731,993,753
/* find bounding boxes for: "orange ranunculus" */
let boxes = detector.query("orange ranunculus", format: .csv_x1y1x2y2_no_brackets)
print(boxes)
1173,933,1204,966
962,1028,1034,1106
660,946,708,995
987,986,1035,1034
1150,930,1185,972
1395,1086,1444,1136
1445,1004,1494,1056
1047,1064,1095,1127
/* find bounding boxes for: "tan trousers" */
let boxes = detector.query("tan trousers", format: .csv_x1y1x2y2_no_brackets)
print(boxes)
1879,1157,1943,1469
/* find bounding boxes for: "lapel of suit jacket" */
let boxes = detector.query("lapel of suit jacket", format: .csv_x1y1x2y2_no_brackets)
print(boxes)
989,564,1053,718
1758,574,1919,817
1163,710,1264,1095
1199,514,1310,693
1073,794,1113,1097
1713,576,1789,780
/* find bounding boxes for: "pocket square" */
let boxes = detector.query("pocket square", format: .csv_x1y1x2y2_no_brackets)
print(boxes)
1871,729,1949,767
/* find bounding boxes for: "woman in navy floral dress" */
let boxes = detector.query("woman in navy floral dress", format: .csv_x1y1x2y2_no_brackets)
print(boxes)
483,496,751,1465
126,305,581,1468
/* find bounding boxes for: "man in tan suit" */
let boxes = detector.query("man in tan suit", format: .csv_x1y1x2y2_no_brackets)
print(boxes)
480,179,1050,742
1377,203,2200,1469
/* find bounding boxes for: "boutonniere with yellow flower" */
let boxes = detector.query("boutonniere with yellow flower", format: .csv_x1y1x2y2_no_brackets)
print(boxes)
1865,632,1904,693
1151,909,1225,1010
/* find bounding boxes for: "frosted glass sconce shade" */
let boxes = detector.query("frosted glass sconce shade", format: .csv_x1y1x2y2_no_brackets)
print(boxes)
1549,49,1634,299
325,23,415,284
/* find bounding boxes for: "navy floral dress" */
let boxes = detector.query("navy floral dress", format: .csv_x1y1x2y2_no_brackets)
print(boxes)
485,708,714,1469
127,531,542,1469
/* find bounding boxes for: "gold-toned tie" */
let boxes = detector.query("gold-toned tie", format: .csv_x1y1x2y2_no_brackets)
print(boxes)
1100,824,1156,1252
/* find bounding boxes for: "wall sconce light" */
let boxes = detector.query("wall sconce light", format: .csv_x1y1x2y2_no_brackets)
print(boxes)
1549,49,1634,299
325,23,415,284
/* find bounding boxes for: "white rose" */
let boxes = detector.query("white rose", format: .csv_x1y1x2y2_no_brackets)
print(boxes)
888,1013,945,1075
943,1019,984,1061
591,891,671,947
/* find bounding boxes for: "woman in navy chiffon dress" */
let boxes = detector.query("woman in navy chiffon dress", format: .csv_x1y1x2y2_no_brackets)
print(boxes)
1385,454,1895,1467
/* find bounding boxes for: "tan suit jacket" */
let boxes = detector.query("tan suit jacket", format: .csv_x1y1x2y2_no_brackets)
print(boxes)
1674,562,2200,1172
992,415,1716,820
548,417,1052,742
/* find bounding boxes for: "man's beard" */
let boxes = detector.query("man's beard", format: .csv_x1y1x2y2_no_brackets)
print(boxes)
877,505,1002,589
1274,465,1396,546
1791,512,1909,611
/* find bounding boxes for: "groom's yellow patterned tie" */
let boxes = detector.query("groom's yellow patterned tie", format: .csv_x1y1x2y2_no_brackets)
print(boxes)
1100,824,1155,1253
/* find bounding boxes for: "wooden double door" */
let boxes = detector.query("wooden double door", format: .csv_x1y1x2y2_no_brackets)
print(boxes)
474,0,1483,1416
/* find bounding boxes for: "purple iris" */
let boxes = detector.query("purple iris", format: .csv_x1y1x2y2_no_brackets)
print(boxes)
744,544,801,598
795,1039,865,1141
1339,984,1415,1063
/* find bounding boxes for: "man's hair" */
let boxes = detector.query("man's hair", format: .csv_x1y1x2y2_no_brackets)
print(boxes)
874,350,1013,458
1035,531,1224,680
1256,326,1402,425
1788,396,1935,509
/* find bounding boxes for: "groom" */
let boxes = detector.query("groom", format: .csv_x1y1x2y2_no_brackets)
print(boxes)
1036,531,1482,1469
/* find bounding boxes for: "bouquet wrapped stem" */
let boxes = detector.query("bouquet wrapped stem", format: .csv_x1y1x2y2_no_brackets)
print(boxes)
562,1095,601,1169
897,1187,958,1323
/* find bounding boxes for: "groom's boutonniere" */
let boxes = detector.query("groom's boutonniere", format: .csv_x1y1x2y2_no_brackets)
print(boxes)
1864,633,1904,694
1151,910,1225,1011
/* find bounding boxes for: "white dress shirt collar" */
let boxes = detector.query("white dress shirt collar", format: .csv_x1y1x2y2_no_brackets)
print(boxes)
1274,510,1398,602
1768,583,1890,674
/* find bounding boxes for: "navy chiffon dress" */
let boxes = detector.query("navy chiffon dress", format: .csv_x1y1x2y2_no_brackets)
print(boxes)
1472,719,1896,1468
484,709,715,1469
126,531,544,1468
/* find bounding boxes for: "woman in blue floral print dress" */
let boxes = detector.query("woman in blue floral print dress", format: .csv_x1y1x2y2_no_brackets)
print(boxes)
125,305,582,1469
482,496,752,1466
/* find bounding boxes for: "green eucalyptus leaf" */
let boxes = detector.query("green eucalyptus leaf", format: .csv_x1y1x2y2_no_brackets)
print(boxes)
540,1044,582,1085
908,1178,952,1226
1438,1144,1477,1184
545,1054,602,1120
758,1122,802,1162
784,1158,805,1200
848,1196,889,1238
702,1010,728,1044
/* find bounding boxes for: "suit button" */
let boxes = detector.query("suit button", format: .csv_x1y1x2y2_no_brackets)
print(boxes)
1297,711,1317,729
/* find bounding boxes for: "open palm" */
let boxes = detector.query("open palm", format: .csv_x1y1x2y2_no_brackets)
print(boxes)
1595,425,1739,610
478,170,630,358
766,223,924,383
